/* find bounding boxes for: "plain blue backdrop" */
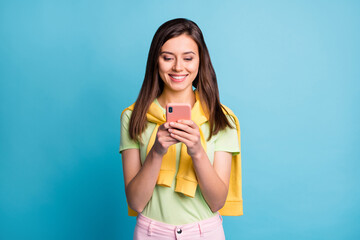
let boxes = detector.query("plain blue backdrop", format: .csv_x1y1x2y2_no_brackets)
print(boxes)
1,0,359,239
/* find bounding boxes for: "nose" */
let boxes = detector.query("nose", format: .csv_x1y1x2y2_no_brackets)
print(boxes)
172,59,183,72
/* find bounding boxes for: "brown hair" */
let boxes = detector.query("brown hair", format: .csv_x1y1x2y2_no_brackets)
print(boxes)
129,18,233,141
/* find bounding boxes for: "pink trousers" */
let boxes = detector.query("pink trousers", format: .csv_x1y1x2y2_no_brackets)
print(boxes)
133,213,226,240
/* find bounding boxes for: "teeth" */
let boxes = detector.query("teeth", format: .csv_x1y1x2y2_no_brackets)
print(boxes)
171,75,186,79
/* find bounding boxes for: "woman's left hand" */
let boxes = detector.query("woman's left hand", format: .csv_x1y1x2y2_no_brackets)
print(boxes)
168,120,203,157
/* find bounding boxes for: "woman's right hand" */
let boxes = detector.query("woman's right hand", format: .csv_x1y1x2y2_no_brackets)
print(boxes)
152,122,179,156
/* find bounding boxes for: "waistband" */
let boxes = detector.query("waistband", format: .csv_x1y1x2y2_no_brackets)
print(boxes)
136,213,223,237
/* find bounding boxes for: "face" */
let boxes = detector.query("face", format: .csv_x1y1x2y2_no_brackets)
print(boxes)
158,34,200,93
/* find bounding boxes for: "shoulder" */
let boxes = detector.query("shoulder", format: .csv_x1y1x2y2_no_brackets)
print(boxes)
121,110,132,125
221,104,236,117
221,104,239,127
121,103,136,119
120,103,136,128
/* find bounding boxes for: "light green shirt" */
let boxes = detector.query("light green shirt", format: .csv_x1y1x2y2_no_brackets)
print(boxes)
119,99,239,225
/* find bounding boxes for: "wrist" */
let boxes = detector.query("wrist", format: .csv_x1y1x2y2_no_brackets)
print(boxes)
151,145,166,158
190,146,205,161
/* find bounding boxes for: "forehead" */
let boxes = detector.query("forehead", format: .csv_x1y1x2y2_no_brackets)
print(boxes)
161,34,198,53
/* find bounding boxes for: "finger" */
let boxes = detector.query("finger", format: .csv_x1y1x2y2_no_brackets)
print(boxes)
158,129,176,138
160,122,171,130
159,133,180,142
168,128,195,143
167,135,180,142
177,120,197,129
169,132,191,146
169,121,194,133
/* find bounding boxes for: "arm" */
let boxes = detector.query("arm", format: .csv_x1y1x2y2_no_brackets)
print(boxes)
121,148,163,213
121,122,178,213
168,120,232,212
192,150,232,212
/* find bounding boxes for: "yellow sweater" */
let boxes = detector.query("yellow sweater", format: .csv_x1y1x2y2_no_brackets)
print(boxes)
121,91,243,216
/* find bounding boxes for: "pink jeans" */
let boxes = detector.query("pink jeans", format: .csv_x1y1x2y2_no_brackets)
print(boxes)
133,213,226,240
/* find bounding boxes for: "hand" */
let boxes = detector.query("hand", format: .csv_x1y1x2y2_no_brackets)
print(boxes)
153,122,179,156
168,120,203,157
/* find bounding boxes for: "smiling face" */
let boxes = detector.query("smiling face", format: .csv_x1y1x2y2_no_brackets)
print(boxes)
158,34,200,93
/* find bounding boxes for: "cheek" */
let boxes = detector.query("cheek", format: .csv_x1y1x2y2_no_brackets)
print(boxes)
158,61,172,74
187,61,200,74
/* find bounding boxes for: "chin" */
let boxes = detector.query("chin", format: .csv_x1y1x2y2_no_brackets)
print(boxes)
167,83,193,92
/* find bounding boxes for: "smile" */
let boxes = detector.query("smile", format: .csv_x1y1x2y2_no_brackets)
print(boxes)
169,74,188,82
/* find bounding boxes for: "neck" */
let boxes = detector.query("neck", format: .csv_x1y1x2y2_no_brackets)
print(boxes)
157,88,196,108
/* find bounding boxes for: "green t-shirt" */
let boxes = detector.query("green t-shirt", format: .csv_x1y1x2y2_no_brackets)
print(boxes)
119,99,240,225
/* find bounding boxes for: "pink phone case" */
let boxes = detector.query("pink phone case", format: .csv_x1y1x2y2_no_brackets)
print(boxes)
166,103,191,122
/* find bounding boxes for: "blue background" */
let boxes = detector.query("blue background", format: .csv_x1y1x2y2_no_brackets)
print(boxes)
1,0,359,239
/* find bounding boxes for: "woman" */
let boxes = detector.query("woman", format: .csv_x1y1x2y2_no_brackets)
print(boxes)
119,18,243,240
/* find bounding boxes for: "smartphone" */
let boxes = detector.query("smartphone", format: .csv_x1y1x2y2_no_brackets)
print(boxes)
166,103,191,122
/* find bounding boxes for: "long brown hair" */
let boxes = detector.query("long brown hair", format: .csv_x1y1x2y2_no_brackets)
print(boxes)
129,18,233,141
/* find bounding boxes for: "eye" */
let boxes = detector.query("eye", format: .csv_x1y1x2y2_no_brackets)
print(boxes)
184,58,193,61
163,56,173,61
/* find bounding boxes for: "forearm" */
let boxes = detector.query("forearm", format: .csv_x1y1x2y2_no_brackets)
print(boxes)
125,148,163,213
192,149,229,212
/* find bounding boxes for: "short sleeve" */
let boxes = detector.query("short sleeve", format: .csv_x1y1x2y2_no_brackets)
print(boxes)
214,115,240,155
119,110,140,153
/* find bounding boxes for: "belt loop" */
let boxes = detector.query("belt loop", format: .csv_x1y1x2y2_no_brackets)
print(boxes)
198,222,203,237
147,220,153,236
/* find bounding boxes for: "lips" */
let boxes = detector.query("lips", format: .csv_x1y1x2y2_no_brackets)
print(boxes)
169,74,188,82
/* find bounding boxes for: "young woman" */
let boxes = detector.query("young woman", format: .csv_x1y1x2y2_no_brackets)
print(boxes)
119,18,243,240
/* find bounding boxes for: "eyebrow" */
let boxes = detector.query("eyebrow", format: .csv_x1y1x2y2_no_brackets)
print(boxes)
160,51,196,55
